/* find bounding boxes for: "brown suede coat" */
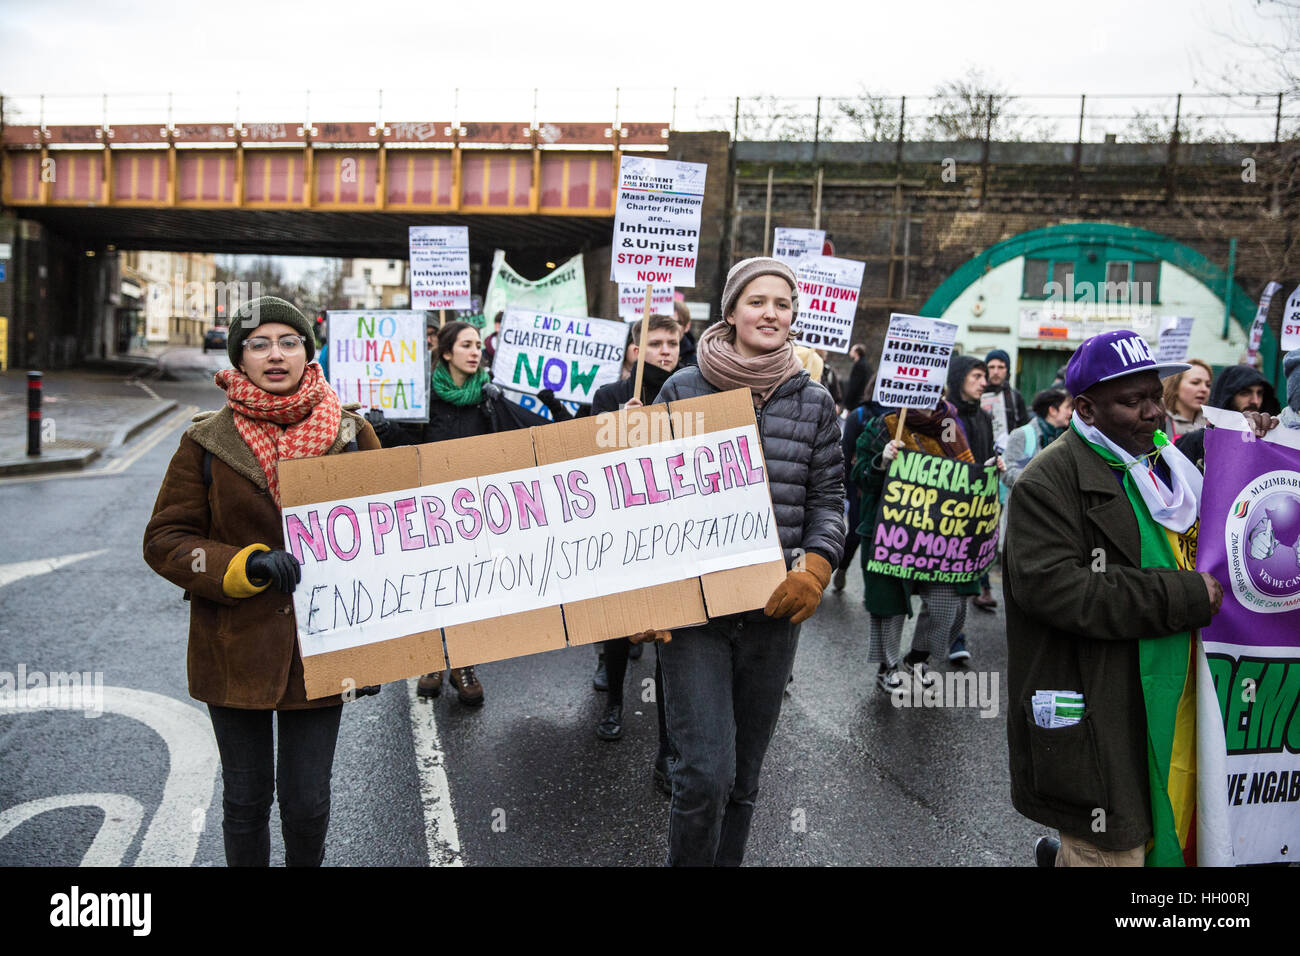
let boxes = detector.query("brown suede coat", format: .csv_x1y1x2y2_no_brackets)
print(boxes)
143,405,380,710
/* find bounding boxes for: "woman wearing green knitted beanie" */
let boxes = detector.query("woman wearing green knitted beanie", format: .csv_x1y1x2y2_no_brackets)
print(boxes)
366,319,547,706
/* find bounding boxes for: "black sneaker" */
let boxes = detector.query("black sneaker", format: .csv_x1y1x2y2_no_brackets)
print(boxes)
875,667,904,694
596,704,623,740
1035,835,1060,867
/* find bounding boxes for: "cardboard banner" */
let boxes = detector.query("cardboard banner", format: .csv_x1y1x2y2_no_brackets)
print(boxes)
773,227,825,265
792,256,864,354
1281,285,1300,353
408,226,471,311
1246,280,1282,363
277,389,788,698
610,155,707,287
492,308,626,405
1195,409,1300,865
866,449,1001,582
483,250,588,322
327,310,429,422
618,283,674,320
872,314,958,409
1154,315,1195,363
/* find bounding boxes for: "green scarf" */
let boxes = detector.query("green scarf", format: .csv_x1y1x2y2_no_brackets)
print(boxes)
432,363,488,406
1072,422,1194,867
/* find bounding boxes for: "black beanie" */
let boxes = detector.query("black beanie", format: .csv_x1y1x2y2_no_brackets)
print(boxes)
227,296,317,367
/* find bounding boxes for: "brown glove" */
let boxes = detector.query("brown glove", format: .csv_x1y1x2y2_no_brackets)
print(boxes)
763,553,832,625
629,629,672,644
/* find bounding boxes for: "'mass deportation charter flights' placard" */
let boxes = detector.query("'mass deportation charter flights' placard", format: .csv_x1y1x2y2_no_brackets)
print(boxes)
618,284,675,321
792,256,864,354
610,156,706,287
408,226,471,310
872,314,958,409
493,309,626,405
328,310,429,421
867,450,1001,583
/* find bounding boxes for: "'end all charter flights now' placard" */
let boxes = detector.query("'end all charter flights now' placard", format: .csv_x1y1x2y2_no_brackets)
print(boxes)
492,309,626,405
610,156,706,288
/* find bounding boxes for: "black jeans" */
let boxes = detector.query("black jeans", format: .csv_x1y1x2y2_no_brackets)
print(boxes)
658,613,798,866
207,703,343,867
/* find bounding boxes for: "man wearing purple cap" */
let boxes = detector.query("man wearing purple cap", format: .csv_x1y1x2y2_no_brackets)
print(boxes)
1003,329,1224,867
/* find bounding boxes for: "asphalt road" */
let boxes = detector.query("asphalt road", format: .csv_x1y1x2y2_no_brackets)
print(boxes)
0,359,1040,866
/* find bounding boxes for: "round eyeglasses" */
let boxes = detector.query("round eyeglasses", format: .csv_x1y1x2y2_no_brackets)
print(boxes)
243,335,306,355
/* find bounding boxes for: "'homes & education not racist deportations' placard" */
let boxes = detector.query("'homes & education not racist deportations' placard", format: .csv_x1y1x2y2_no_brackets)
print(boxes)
867,450,1001,583
276,390,789,698
872,313,958,409
610,156,706,288
492,309,627,405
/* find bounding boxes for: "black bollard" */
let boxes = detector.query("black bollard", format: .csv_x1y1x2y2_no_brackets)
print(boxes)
27,370,42,456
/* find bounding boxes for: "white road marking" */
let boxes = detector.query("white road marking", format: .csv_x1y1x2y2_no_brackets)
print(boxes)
0,793,144,866
0,686,218,866
407,678,463,866
0,550,109,589
0,405,196,486
130,380,162,401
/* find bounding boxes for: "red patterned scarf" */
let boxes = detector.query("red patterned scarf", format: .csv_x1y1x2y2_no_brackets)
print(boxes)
214,364,341,506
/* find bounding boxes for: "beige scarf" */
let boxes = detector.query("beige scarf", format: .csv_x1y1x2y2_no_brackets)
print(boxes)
696,322,804,408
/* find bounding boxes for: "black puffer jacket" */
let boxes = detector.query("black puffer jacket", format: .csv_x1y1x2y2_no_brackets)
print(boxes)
654,366,846,569
1175,364,1281,469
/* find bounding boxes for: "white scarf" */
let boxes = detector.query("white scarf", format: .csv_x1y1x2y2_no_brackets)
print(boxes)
1072,411,1202,533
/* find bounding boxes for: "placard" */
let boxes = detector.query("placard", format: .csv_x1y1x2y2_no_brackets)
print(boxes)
1154,315,1195,363
773,228,825,265
618,284,675,321
1246,280,1282,363
610,156,706,287
327,310,429,421
492,308,626,405
865,450,1001,583
792,256,864,353
872,314,957,409
1281,285,1300,353
408,226,471,311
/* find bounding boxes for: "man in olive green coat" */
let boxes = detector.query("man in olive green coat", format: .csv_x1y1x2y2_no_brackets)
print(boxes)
1004,330,1222,867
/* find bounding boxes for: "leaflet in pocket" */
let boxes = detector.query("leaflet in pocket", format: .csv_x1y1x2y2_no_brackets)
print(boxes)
1032,690,1083,728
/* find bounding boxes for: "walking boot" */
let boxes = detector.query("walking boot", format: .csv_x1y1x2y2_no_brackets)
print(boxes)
448,666,484,706
596,703,623,740
416,671,443,698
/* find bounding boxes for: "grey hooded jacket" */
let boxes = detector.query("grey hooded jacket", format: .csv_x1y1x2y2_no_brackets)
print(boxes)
654,366,846,569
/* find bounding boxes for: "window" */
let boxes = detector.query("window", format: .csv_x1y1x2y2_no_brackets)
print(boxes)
1132,261,1160,304
363,268,372,283
1022,259,1049,298
1101,260,1160,305
1051,261,1074,295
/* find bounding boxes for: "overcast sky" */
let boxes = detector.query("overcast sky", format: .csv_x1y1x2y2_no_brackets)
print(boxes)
0,0,1290,129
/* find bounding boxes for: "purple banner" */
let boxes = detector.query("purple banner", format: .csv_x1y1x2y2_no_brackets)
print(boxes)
1199,426,1300,643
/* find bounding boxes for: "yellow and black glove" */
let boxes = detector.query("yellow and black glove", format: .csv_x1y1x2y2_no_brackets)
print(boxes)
763,553,832,625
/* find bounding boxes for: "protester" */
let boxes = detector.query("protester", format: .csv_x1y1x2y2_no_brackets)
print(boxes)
833,381,874,591
1003,329,1222,868
582,313,680,794
143,296,381,867
482,311,504,375
1175,363,1281,469
673,299,698,367
650,257,845,865
982,348,1030,449
853,387,982,687
1283,348,1300,429
948,355,1000,613
1001,388,1072,490
365,320,548,706
1160,359,1211,438
844,343,872,411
